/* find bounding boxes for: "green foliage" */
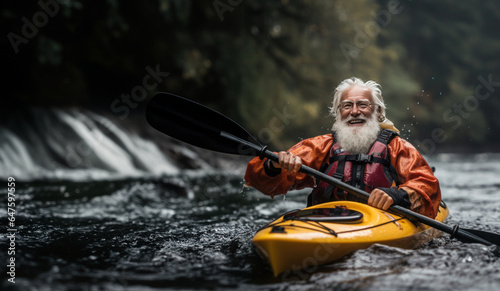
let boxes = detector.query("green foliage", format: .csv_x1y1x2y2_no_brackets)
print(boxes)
2,0,499,151
376,0,500,150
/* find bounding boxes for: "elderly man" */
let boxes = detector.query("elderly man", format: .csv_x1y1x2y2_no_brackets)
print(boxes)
244,77,441,218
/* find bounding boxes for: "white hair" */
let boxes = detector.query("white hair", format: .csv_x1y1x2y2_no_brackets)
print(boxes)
329,77,386,121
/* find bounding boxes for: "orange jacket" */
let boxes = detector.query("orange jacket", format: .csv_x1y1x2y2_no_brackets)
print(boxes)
244,134,441,218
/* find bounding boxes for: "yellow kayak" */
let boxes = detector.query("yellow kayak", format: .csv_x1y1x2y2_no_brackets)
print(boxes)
252,201,449,277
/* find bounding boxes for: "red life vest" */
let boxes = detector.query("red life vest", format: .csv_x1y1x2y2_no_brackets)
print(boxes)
308,129,400,206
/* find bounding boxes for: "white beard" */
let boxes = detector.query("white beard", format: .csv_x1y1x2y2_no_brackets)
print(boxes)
332,114,380,154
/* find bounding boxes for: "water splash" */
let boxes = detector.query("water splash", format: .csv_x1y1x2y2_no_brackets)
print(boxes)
240,179,250,197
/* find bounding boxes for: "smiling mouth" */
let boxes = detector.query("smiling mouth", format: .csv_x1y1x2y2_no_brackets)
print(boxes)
348,119,365,125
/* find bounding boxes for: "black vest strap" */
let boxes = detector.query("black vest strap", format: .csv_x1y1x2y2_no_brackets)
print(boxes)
378,129,400,184
331,154,390,165
378,129,398,144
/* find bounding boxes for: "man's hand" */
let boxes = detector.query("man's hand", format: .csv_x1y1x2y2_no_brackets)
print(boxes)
272,151,302,175
368,188,394,210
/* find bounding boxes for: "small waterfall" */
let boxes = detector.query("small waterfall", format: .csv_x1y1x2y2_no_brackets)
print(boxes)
0,108,186,181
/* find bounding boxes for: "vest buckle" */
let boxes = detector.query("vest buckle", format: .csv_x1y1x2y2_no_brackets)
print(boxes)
357,154,373,163
333,173,343,180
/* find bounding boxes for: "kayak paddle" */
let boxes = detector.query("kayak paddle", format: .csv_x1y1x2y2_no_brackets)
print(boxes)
146,92,500,247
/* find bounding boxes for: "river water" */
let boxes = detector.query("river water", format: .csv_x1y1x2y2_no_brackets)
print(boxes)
1,110,500,290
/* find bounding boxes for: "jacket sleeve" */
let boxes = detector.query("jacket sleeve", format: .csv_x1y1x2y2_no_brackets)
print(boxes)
388,137,441,218
244,135,333,198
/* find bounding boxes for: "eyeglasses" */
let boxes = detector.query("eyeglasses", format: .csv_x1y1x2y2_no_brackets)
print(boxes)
338,100,374,111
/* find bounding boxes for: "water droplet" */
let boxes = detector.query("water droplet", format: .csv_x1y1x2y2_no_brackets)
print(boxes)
462,255,473,263
421,90,425,93
417,102,420,105
406,107,410,110
240,179,249,196
412,115,415,118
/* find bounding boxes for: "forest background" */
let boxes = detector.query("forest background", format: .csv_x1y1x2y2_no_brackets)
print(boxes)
3,0,500,154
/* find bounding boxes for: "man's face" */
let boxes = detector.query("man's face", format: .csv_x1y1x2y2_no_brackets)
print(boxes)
333,85,381,154
339,86,376,126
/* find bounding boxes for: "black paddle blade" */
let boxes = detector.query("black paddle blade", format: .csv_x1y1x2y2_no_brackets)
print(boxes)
146,93,262,156
459,228,500,246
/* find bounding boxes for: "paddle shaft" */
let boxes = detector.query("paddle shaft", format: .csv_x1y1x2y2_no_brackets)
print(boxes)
220,131,495,246
146,93,499,247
